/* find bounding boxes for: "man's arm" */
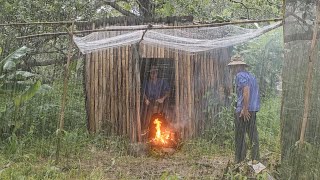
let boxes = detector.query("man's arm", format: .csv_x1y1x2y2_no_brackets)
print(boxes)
143,93,150,105
241,86,251,121
243,86,250,110
162,91,170,100
142,81,150,105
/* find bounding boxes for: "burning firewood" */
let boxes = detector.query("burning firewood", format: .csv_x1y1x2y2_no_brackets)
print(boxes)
148,113,181,150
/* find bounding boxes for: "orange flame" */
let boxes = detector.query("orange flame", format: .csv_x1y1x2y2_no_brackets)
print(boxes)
152,118,171,145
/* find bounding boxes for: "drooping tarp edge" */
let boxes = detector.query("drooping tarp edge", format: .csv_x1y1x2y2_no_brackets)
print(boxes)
73,22,282,54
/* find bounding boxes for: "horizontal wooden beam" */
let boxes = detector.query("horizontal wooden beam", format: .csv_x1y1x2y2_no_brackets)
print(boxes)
0,21,87,26
16,18,283,39
1,16,193,27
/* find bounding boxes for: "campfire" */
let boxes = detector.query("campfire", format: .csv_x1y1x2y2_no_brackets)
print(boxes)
148,113,180,149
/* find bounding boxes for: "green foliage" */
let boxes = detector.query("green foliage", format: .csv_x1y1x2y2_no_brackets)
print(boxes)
181,138,233,157
281,142,320,179
0,130,106,179
0,46,30,73
0,1,285,179
257,97,281,152
156,0,282,21
0,47,52,138
160,171,180,180
14,80,41,107
201,91,235,150
0,46,38,96
235,28,283,97
225,168,271,180
203,91,281,153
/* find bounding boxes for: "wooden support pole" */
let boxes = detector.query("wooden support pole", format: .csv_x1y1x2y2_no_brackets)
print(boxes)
125,46,130,136
98,50,103,132
94,52,99,131
84,54,91,132
133,44,142,142
102,49,107,133
110,48,115,135
0,20,88,26
121,46,126,135
174,51,180,125
299,2,320,146
187,53,192,137
55,22,74,164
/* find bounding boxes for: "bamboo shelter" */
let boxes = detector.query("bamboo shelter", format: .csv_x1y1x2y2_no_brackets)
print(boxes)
74,16,282,142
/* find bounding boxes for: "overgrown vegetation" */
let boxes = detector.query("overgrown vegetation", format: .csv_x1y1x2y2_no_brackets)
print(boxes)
202,30,283,178
0,0,286,179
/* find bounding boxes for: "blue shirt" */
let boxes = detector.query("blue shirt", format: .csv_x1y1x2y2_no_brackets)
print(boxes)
235,71,260,113
143,79,170,101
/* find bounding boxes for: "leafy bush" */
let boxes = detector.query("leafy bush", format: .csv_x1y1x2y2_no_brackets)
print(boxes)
235,28,283,97
257,97,281,153
202,88,281,153
202,91,235,150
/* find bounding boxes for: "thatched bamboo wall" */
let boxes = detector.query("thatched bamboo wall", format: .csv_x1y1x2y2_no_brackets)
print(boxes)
84,44,231,142
82,16,232,142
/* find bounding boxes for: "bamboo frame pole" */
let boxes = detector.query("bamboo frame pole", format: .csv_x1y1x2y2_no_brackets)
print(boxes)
110,48,115,135
299,2,320,146
16,18,283,39
187,53,192,137
90,53,96,132
178,51,184,138
103,49,107,133
128,45,135,141
55,22,74,164
200,53,205,133
132,44,142,142
94,51,99,132
130,45,137,141
90,23,96,133
0,20,88,26
105,25,111,135
125,46,130,136
115,48,120,134
84,54,91,132
118,47,123,134
98,50,103,132
121,46,126,135
0,16,193,26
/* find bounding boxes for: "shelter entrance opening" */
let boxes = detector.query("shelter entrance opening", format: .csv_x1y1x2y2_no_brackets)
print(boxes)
140,57,176,138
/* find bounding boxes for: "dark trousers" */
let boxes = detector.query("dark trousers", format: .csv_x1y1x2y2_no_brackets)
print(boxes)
234,111,260,163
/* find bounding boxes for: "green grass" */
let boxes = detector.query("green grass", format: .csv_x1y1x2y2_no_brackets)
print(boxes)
257,96,281,154
0,73,282,179
0,130,103,179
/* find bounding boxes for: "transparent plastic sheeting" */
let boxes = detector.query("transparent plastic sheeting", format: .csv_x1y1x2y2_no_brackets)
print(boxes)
73,22,282,54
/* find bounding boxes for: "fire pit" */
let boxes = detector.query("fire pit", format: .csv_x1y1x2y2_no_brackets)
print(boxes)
148,113,180,150
128,113,181,157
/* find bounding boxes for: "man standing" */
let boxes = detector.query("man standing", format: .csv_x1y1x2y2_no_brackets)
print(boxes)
228,55,260,163
141,65,170,134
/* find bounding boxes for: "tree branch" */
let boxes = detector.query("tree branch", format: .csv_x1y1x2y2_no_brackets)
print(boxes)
286,12,310,28
104,0,137,16
265,0,282,8
18,54,77,69
27,58,65,67
136,0,151,16
229,0,260,19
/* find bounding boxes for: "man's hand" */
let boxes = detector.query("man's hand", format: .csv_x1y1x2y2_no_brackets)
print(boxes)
145,98,150,105
240,108,251,121
156,97,164,104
